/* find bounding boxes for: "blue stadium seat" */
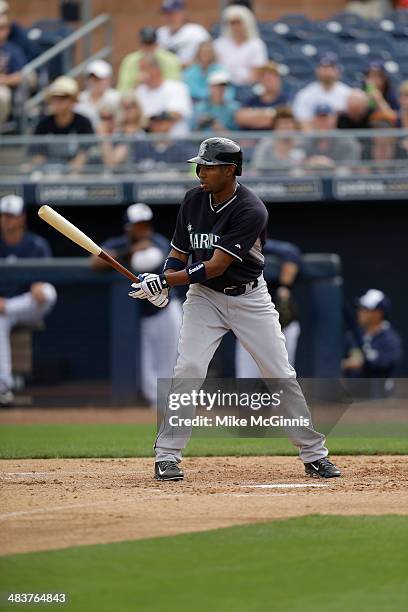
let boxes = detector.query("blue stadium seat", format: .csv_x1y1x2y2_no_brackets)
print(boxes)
279,57,315,81
27,20,73,80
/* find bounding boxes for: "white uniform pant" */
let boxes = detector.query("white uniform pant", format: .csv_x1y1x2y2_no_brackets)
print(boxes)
155,278,328,464
236,320,301,375
0,285,57,392
141,299,182,407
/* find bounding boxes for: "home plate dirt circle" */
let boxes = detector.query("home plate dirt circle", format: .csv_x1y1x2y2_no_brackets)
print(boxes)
1,455,407,556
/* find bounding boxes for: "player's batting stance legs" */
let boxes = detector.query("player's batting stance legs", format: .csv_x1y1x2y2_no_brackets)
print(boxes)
154,280,328,468
129,137,341,481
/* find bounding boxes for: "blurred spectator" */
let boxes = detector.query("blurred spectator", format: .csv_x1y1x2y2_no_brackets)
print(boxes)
337,89,373,129
214,4,267,86
346,1,392,19
90,203,182,407
136,54,192,136
183,41,222,102
304,104,360,170
364,112,408,171
75,60,120,128
117,26,181,93
98,93,146,169
0,10,26,125
0,0,40,61
235,62,290,130
397,81,408,128
342,289,402,397
251,107,305,172
364,61,399,115
157,0,210,67
293,54,351,129
191,71,239,131
134,112,196,172
0,194,57,407
31,76,94,171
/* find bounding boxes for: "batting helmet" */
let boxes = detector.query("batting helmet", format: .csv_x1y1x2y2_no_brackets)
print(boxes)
187,137,243,176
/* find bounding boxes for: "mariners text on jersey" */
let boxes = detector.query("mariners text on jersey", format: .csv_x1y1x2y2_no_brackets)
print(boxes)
171,182,268,292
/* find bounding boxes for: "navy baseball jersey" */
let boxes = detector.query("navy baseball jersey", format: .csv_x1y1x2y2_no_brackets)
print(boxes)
103,233,169,317
0,231,52,297
171,182,268,292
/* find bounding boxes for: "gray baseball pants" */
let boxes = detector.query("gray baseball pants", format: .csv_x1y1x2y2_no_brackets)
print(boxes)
155,276,328,464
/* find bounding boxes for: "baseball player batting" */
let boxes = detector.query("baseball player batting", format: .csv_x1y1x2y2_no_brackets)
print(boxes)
129,137,341,482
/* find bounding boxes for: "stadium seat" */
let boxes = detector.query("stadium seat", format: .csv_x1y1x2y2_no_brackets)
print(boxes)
27,20,74,80
279,57,315,81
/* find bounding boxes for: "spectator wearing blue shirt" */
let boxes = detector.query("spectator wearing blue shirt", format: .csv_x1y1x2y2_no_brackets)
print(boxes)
342,289,403,397
191,70,239,131
183,40,223,102
0,11,26,125
235,61,290,130
0,195,57,407
0,0,40,61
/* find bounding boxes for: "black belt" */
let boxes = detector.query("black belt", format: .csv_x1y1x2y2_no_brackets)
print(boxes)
223,279,258,296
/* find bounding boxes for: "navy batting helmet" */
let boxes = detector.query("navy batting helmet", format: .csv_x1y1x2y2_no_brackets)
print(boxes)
188,137,243,175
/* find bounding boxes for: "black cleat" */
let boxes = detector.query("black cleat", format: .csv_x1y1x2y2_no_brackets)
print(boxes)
305,457,341,478
154,461,184,481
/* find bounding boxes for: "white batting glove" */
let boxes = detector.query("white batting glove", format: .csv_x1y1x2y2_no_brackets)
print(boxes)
149,291,169,309
140,273,168,298
128,274,149,300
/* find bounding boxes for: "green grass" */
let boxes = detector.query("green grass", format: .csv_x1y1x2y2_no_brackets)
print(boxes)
0,423,407,459
0,516,407,611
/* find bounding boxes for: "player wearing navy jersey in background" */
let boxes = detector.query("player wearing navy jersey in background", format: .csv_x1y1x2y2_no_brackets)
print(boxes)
0,195,57,407
129,138,341,481
342,289,402,397
91,203,182,407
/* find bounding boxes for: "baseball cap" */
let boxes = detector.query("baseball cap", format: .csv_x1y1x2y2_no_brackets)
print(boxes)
149,111,173,121
46,76,79,99
125,203,153,225
140,26,157,44
318,52,339,67
161,0,184,13
314,103,334,116
0,194,25,215
367,60,385,73
208,70,230,86
357,289,390,313
85,60,112,79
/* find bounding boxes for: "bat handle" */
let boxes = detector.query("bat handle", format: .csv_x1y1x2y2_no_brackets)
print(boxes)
99,250,140,283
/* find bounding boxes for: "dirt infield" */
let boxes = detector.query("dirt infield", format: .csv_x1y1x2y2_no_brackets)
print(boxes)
1,455,407,556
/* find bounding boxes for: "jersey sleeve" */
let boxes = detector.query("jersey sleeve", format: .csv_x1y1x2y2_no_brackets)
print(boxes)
214,204,267,262
170,202,191,255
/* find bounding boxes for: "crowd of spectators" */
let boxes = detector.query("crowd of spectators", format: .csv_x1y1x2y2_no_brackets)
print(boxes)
3,0,408,174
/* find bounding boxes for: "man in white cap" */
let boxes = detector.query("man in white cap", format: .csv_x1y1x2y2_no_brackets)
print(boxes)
0,195,57,407
31,76,94,171
90,203,182,407
342,289,402,397
191,70,239,131
157,0,210,67
75,60,120,128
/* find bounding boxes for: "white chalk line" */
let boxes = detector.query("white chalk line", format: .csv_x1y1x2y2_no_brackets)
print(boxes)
240,483,327,489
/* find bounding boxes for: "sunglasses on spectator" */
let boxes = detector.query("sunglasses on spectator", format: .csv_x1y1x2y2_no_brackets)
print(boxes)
100,114,114,121
50,94,71,100
122,103,138,110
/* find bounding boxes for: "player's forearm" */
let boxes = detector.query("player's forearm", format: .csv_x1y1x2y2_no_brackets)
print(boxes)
164,258,228,287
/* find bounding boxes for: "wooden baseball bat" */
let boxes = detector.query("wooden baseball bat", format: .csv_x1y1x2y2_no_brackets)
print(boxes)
38,205,139,282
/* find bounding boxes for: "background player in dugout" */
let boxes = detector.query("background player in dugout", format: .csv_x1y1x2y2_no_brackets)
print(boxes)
129,137,341,482
0,195,57,407
90,203,182,407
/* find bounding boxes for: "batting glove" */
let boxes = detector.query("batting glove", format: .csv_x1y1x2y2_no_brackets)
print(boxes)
149,291,169,309
128,273,168,301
